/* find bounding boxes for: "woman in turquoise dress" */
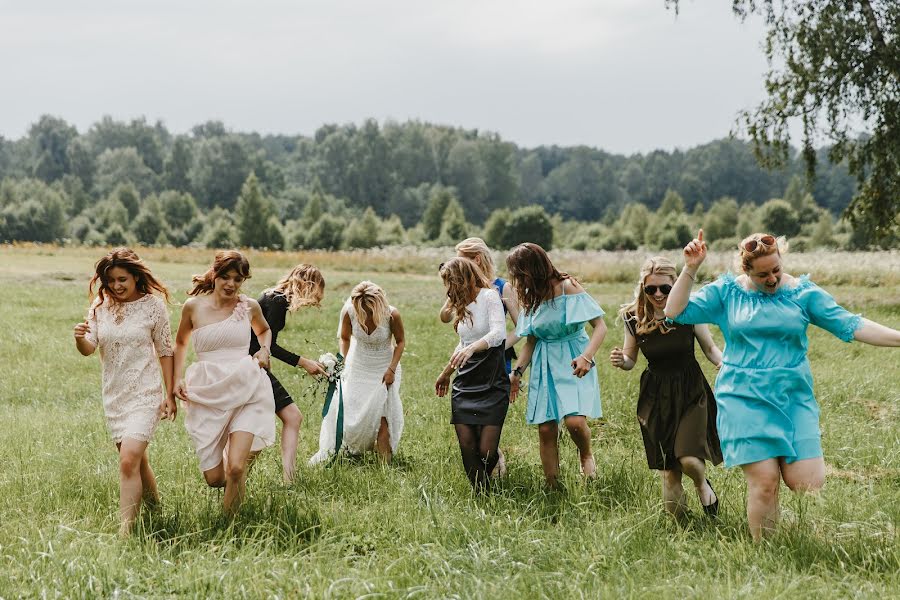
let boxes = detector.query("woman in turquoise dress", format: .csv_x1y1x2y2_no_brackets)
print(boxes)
507,243,607,487
666,230,900,540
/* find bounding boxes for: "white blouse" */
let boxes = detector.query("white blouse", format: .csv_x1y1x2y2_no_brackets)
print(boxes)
455,288,506,350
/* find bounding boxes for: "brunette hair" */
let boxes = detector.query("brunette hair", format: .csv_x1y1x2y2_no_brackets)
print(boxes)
188,250,251,296
350,281,390,328
268,263,325,312
505,243,570,314
455,237,496,281
89,248,170,308
617,256,677,335
737,233,788,273
439,257,492,329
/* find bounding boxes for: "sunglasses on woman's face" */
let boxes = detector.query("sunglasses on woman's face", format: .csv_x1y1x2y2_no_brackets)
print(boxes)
743,235,776,252
644,284,672,296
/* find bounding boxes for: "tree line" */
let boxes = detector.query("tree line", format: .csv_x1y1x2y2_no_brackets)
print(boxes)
0,114,891,252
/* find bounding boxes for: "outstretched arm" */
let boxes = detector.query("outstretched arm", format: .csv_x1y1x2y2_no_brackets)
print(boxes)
853,319,900,347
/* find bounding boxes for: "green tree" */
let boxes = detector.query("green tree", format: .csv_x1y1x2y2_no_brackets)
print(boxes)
305,214,346,250
703,197,740,240
189,135,252,209
810,212,836,248
343,207,380,249
235,173,276,248
759,199,801,237
163,136,193,192
110,183,140,220
130,196,167,245
483,208,512,249
202,208,239,249
657,189,686,216
668,0,900,238
439,198,468,243
94,147,158,198
159,190,199,226
421,185,455,240
28,115,78,183
502,205,554,250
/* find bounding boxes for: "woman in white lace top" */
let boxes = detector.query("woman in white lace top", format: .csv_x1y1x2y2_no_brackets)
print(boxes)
73,248,175,536
435,257,510,491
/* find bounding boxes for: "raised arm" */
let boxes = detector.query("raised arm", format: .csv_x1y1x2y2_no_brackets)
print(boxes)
665,228,706,319
694,323,723,367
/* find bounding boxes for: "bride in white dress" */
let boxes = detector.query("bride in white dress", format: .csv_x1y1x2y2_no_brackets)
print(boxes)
309,281,405,464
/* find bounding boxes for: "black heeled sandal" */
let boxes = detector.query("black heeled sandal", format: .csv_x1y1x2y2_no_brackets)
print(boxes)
702,479,719,518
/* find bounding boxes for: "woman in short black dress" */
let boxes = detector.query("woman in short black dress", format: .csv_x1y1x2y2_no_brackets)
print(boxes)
610,257,723,516
250,264,327,482
434,257,509,491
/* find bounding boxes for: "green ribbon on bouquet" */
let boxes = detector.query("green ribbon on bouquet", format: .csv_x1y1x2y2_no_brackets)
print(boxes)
320,353,345,460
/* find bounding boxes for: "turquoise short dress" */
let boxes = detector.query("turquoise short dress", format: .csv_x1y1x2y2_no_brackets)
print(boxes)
516,283,605,425
672,273,862,467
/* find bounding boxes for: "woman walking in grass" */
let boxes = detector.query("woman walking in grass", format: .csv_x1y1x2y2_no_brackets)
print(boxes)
506,243,606,488
435,258,509,491
666,230,900,540
73,248,175,536
610,256,723,517
442,237,522,476
310,281,405,465
249,264,327,482
173,251,275,516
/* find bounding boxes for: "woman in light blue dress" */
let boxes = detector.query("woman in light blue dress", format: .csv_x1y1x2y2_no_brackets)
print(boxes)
507,243,607,487
666,230,900,540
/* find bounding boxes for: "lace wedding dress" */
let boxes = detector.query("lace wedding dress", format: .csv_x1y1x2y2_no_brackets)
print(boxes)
309,303,404,464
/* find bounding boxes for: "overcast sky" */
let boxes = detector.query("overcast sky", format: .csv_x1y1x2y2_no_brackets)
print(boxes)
0,0,772,154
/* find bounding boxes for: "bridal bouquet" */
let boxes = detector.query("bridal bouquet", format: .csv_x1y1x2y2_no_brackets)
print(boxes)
318,352,344,383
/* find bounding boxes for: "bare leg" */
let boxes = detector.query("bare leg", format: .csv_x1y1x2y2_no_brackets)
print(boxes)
223,431,256,516
660,468,687,516
564,416,595,478
538,422,560,488
741,458,781,541
375,417,392,463
117,439,150,536
277,404,303,483
678,456,715,506
780,456,825,493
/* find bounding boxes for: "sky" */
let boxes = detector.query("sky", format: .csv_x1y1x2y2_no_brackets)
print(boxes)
0,0,773,154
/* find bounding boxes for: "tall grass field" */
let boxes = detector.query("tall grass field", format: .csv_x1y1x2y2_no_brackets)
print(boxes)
0,245,898,598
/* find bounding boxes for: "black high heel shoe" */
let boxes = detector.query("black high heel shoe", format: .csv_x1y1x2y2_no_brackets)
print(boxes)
702,479,719,518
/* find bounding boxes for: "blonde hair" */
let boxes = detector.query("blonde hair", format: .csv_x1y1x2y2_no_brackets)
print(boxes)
736,233,789,273
439,257,492,329
455,237,496,281
617,257,677,336
269,264,325,312
350,281,390,328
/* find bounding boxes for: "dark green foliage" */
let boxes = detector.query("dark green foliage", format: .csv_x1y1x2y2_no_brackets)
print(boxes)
304,214,346,250
343,208,380,249
483,208,512,249
500,205,554,250
421,185,456,241
235,173,277,248
759,199,801,238
28,115,78,183
438,198,468,244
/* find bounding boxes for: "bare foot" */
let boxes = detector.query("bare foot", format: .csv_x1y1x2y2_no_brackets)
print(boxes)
491,449,508,478
580,454,597,479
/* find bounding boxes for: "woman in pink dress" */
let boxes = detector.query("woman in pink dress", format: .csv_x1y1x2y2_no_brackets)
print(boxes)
173,251,275,516
73,248,175,536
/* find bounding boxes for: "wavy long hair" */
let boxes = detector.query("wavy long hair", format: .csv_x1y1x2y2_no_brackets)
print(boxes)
268,263,325,312
188,250,251,296
439,257,492,329
455,237,496,281
350,281,391,328
737,232,788,273
617,256,677,336
505,243,570,314
89,248,170,309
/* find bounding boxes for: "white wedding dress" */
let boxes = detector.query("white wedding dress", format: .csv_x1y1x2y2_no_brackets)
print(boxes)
308,303,404,465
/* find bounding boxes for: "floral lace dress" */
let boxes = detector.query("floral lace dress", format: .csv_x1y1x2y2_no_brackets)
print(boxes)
85,294,173,443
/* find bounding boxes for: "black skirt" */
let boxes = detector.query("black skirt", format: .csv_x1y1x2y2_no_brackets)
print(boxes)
267,370,294,412
451,344,510,425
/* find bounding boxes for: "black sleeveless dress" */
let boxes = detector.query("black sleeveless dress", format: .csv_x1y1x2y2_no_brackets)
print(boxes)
626,315,723,470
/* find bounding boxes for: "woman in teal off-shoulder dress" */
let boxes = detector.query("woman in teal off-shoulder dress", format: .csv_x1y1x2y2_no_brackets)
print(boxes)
507,243,608,487
666,230,900,540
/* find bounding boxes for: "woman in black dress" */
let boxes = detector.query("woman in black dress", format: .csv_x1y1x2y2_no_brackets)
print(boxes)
610,256,723,516
434,258,510,492
250,264,327,482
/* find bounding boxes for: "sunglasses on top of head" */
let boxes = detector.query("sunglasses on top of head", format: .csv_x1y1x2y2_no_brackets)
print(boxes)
644,284,672,296
743,235,776,252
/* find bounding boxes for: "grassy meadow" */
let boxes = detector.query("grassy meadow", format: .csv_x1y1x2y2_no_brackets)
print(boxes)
0,244,898,599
